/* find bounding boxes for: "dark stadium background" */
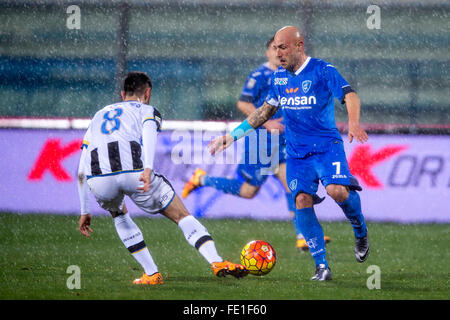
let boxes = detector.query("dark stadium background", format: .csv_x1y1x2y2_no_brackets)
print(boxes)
1,0,448,125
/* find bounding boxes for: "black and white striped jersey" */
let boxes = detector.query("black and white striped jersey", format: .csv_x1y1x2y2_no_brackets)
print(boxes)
80,100,162,178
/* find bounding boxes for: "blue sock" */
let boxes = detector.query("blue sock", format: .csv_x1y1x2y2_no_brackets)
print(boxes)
286,193,302,237
202,176,243,196
294,207,327,267
337,190,367,239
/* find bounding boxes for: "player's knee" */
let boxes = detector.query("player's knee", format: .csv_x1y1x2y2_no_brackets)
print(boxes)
161,194,190,224
326,185,349,203
239,184,259,199
240,190,257,199
166,206,190,225
295,193,313,209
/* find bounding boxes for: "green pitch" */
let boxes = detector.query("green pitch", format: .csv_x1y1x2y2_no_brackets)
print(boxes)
0,213,448,300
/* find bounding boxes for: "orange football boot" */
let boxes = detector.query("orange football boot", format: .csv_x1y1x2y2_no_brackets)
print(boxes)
211,260,249,278
181,168,207,198
133,272,164,285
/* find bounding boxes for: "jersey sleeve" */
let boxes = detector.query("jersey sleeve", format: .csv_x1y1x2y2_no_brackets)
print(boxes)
142,120,158,170
77,147,90,215
239,71,263,103
142,106,162,132
81,125,92,150
324,64,355,104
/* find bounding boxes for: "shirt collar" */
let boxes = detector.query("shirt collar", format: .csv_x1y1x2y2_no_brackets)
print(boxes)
294,56,311,76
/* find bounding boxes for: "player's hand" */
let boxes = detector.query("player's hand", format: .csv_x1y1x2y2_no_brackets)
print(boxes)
263,118,285,134
348,123,369,144
78,214,93,237
208,134,234,155
137,168,151,193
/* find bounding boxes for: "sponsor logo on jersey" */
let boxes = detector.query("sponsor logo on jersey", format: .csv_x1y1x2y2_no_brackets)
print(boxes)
274,77,288,85
279,94,317,107
285,88,299,94
279,86,317,107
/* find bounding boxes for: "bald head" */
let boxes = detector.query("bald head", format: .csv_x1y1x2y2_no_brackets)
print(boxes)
275,26,304,44
273,26,307,72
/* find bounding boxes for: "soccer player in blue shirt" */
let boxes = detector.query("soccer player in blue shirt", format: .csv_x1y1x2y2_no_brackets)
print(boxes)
182,37,330,252
209,26,370,281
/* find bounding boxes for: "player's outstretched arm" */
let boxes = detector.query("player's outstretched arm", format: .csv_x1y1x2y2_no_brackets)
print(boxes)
247,102,279,128
209,102,278,155
345,92,369,144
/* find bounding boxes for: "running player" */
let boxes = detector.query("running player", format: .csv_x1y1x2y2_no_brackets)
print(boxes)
182,37,330,252
208,26,370,281
77,71,248,285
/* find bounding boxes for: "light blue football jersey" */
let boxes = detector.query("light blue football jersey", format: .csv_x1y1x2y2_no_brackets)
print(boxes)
266,57,354,158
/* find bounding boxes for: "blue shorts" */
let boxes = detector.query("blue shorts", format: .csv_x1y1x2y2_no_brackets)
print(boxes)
237,131,287,187
286,140,361,197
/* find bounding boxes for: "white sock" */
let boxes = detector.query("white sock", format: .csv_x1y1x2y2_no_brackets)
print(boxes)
114,214,158,275
178,215,223,264
198,241,223,264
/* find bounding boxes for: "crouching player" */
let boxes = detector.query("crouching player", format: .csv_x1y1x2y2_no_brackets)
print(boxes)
77,71,248,285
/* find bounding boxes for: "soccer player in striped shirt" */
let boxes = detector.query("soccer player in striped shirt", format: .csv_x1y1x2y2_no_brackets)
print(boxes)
77,71,248,284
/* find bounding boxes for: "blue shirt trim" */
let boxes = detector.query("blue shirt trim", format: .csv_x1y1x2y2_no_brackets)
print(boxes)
87,168,144,179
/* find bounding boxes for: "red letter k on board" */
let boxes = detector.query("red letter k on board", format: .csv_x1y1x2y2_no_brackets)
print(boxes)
348,144,408,188
28,139,82,181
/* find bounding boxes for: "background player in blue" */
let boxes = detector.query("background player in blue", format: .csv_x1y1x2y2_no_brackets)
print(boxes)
209,26,370,281
182,37,330,251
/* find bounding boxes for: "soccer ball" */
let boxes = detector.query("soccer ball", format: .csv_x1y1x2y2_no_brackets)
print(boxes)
240,240,276,276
